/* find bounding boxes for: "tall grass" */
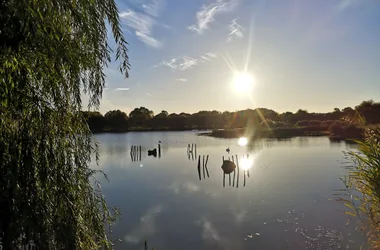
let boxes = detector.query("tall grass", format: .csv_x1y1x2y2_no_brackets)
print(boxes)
342,128,380,248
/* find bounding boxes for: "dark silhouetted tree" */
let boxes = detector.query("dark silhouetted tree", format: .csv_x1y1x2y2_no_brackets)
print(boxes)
104,110,129,131
129,107,154,126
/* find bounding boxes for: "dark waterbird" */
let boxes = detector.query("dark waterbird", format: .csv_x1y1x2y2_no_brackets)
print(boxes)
221,160,236,174
148,148,157,157
226,147,230,154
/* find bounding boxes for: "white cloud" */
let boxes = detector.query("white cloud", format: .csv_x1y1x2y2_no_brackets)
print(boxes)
136,31,162,48
157,52,217,71
119,0,165,48
202,52,217,61
337,0,359,11
159,56,199,71
188,0,238,34
176,78,188,82
145,92,153,96
114,88,130,91
227,19,244,41
142,0,163,17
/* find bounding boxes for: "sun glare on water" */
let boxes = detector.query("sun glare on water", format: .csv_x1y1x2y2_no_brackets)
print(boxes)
238,137,248,146
240,157,253,171
232,72,255,94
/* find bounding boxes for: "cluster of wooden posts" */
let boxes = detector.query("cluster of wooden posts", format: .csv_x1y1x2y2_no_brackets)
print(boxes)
130,145,142,162
197,155,210,180
222,155,250,188
187,143,197,161
130,143,162,161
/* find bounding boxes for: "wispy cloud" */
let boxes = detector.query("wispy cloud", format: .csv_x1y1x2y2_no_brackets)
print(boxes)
201,52,217,61
157,52,217,71
159,56,199,71
142,0,163,17
188,0,238,34
119,0,165,48
145,92,153,96
337,0,359,11
114,88,130,91
176,78,188,82
227,19,244,41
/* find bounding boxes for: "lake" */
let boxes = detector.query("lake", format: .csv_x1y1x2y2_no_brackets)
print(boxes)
93,131,366,250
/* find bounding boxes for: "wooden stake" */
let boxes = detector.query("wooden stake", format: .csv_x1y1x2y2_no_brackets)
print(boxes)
236,155,239,188
205,155,210,178
202,155,205,179
198,156,201,180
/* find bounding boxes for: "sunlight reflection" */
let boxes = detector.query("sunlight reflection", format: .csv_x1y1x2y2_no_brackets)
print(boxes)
238,137,248,146
240,157,253,171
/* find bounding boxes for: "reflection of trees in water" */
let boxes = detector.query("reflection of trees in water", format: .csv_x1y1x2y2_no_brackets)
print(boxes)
104,144,129,156
297,137,309,148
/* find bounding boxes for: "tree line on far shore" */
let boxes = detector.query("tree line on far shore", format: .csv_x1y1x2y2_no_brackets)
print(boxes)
83,100,380,133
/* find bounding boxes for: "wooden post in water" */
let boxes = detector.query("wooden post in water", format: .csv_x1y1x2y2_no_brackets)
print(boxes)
139,146,142,161
243,169,246,187
232,155,235,187
195,144,197,158
158,143,161,158
205,155,209,178
198,156,201,180
191,143,194,153
202,155,205,179
236,155,239,188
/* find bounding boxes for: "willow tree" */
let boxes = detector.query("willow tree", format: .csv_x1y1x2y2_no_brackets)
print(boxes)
0,0,129,249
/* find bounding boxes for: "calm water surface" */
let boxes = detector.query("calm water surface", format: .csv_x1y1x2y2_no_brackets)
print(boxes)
93,131,366,250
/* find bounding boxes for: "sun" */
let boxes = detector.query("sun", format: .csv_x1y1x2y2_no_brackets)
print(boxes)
232,72,254,94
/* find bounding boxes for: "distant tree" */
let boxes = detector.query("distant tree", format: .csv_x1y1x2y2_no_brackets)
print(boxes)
155,110,169,118
129,107,154,126
281,111,295,123
294,109,309,122
82,111,106,132
355,100,380,124
104,110,129,131
0,0,129,249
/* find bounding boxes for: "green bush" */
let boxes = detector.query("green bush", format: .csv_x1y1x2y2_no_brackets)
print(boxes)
342,129,380,248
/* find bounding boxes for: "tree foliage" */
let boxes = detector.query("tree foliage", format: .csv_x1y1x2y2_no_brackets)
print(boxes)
129,107,154,126
0,0,129,249
104,110,129,131
84,100,380,132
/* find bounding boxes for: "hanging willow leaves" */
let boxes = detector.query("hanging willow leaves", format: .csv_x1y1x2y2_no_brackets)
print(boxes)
0,0,129,249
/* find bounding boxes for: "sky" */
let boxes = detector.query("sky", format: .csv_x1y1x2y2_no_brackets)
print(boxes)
92,0,380,115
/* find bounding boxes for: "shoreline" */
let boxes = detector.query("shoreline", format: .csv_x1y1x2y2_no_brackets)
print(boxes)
91,126,362,142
